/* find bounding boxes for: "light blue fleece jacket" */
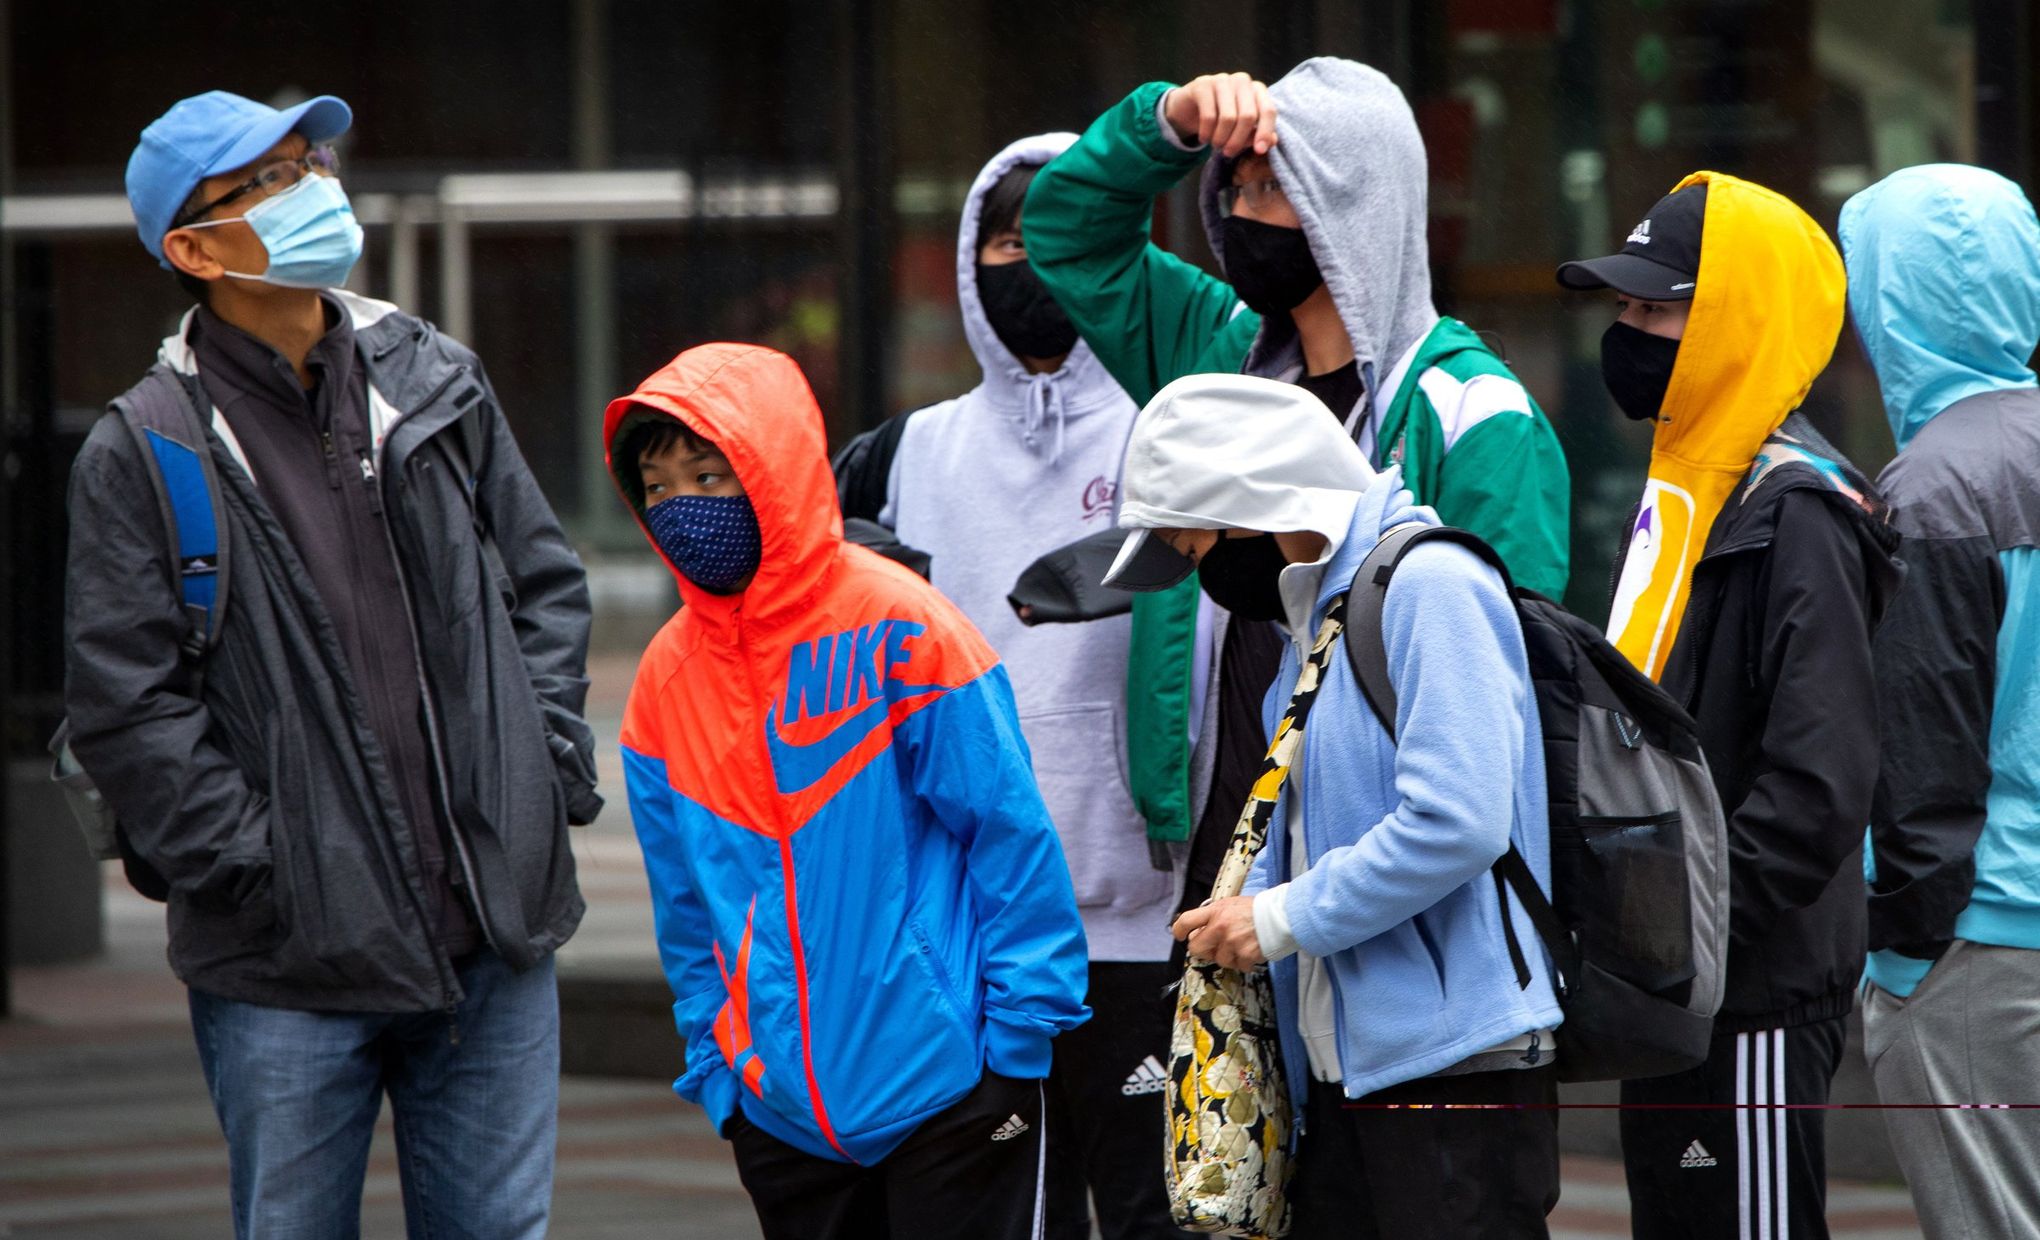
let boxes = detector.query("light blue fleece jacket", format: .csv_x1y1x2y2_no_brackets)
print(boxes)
1843,164,2040,997
1244,466,1563,1105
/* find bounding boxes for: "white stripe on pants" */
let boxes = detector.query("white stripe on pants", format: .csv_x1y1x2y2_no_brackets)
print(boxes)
1737,1028,1790,1240
1736,1031,1751,1239
1031,1081,1046,1240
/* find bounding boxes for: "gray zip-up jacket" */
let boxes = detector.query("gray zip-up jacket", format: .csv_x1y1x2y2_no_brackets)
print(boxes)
64,290,598,1012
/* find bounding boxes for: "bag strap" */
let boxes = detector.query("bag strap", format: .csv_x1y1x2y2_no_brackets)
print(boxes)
1343,522,1426,740
1204,596,1347,908
1340,523,1561,994
1496,846,1576,997
832,412,914,523
114,367,231,660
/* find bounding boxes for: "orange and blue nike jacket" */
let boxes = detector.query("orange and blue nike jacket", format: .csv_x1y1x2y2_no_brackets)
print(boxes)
606,343,1090,1165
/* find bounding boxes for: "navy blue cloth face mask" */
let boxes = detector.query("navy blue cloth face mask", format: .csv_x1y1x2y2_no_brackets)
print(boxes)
645,494,761,594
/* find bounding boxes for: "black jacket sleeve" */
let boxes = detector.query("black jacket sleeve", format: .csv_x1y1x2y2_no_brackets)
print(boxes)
62,416,271,908
467,362,605,825
1867,533,2002,954
1727,490,1883,946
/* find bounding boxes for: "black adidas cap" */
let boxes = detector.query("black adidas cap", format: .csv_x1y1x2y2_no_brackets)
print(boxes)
1557,183,1706,302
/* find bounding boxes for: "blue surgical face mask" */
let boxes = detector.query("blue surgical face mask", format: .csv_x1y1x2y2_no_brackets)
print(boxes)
645,493,761,594
187,174,364,289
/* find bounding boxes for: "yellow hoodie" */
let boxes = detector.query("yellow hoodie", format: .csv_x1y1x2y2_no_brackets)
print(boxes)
1607,171,1846,679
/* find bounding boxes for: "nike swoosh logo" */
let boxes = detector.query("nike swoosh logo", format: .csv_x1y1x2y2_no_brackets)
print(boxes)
766,683,946,795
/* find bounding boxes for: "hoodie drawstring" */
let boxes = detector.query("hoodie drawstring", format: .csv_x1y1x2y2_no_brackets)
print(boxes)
1021,371,1069,465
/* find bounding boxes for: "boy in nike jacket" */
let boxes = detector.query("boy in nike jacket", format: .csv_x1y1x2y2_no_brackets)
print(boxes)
607,343,1090,1240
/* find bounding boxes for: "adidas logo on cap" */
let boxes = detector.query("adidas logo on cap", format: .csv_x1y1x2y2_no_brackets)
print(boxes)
1680,1139,1718,1168
1628,218,1653,246
1122,1055,1169,1096
990,1114,1030,1142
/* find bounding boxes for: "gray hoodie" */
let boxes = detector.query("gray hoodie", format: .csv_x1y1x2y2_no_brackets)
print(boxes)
1197,57,1440,409
884,134,1173,961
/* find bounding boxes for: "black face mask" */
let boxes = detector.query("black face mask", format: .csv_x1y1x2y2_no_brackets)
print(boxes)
1600,320,1683,421
976,261,1079,361
1196,533,1290,623
1220,216,1325,315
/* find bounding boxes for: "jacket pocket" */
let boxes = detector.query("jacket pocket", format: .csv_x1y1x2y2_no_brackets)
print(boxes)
808,917,981,1139
265,713,418,990
908,918,971,1027
1572,705,1706,996
1577,811,1694,994
1018,703,1166,913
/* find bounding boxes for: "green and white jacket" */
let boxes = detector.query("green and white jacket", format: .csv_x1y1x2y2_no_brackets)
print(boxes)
1024,63,1571,841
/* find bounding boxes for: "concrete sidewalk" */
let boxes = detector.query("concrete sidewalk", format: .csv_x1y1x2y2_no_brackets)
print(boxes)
0,653,1923,1237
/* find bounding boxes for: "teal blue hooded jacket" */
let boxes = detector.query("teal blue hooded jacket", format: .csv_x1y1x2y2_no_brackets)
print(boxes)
1841,164,2040,997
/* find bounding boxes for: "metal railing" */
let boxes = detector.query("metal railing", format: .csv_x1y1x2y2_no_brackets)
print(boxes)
2,169,840,339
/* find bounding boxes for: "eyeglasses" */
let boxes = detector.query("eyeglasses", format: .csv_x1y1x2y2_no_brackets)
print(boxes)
172,146,340,229
1217,177,1288,218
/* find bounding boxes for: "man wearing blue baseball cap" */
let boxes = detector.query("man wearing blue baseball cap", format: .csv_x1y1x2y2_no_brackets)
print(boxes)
63,90,602,1238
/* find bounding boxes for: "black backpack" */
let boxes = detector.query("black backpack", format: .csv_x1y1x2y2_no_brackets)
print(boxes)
48,368,231,902
1343,524,1729,1083
830,413,933,578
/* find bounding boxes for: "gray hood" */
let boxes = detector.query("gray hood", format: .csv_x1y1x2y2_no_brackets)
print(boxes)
957,132,1126,463
1200,57,1439,387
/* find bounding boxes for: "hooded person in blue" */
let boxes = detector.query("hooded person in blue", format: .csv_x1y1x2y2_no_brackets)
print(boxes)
1103,373,1563,1238
1843,163,2040,1237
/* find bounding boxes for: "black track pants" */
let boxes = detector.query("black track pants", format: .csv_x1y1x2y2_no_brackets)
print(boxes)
1621,1018,1846,1240
730,1070,1050,1240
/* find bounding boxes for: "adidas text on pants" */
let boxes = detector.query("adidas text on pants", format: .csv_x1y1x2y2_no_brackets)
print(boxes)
1121,1055,1169,1097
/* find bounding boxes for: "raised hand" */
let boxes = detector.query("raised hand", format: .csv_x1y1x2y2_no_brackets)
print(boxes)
1162,72,1279,158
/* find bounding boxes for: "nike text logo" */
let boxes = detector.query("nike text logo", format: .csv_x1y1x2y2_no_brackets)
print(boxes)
766,618,944,795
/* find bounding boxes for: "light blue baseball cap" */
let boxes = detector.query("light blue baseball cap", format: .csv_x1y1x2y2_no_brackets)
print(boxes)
125,90,352,268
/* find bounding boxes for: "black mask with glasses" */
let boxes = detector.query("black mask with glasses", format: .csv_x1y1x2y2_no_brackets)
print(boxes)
172,145,340,229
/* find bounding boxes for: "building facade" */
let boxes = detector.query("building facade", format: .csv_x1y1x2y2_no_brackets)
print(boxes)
2,3,2031,962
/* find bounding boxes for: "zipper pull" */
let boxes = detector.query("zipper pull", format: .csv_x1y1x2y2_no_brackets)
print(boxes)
359,451,384,514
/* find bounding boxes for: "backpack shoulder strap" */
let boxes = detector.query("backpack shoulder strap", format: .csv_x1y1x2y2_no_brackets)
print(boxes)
113,367,230,658
1342,523,1513,740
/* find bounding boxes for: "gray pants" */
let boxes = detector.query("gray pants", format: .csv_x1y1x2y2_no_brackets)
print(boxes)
1863,939,2040,1239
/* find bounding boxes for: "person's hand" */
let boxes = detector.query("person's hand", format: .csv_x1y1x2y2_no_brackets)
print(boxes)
1162,73,1279,158
1171,896,1266,969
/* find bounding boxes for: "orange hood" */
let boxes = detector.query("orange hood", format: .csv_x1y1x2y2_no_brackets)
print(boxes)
604,343,843,633
1608,171,1845,679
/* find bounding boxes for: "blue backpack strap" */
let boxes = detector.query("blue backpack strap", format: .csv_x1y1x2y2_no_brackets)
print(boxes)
112,367,231,658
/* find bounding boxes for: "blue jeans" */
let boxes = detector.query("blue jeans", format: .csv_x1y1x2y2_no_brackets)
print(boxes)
188,951,560,1240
